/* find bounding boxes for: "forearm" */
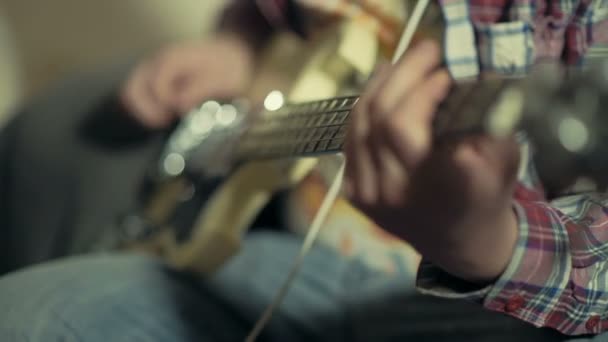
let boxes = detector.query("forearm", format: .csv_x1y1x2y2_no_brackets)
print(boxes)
411,205,519,284
418,186,608,336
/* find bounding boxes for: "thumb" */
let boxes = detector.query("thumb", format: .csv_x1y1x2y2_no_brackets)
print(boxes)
174,73,242,114
175,82,214,113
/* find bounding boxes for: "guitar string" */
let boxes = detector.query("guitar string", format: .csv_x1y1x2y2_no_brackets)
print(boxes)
244,160,346,342
243,0,431,340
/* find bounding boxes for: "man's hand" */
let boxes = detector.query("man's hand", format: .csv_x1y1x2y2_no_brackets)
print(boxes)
344,40,520,283
121,35,255,129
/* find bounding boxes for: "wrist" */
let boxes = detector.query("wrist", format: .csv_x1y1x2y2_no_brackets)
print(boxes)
416,206,519,284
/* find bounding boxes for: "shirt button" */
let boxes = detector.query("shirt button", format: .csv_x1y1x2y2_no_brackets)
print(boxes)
586,315,601,331
505,295,525,312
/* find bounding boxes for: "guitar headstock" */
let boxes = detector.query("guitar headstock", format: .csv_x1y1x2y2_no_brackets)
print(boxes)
517,61,608,192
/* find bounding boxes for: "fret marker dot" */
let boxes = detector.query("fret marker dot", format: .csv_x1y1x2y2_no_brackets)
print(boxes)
216,104,238,126
163,153,186,176
558,117,589,153
191,113,214,134
264,90,285,111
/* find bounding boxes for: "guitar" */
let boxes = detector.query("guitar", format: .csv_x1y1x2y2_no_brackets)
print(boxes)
111,11,608,276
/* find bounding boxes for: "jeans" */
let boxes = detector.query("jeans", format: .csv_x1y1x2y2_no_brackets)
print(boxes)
0,231,589,342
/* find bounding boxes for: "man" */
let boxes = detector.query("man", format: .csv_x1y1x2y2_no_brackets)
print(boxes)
0,0,607,341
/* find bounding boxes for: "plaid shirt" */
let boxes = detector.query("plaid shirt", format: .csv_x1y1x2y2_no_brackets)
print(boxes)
255,0,608,336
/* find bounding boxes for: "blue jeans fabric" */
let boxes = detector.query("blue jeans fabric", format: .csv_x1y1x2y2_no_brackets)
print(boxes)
0,232,602,342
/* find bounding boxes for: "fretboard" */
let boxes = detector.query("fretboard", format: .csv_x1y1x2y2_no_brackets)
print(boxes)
236,77,514,162
237,96,359,160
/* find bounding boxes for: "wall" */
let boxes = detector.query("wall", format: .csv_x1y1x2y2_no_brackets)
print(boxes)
0,0,225,121
0,9,21,125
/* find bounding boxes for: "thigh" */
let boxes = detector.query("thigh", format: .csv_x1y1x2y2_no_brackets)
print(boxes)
0,230,563,342
207,231,381,341
0,232,370,342
0,253,251,342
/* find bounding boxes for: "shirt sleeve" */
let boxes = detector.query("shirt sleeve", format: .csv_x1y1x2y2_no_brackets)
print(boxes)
417,0,608,336
417,128,608,338
562,0,608,64
419,180,608,336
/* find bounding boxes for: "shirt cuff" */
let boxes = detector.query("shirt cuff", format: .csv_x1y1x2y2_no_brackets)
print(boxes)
415,200,580,334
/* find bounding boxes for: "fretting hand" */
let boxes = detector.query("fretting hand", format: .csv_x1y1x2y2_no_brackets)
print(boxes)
344,40,521,283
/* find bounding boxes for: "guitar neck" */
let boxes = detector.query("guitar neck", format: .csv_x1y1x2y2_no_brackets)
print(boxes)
236,95,358,161
236,77,515,162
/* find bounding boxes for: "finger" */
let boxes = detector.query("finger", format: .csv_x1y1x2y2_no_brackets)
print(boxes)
174,79,210,113
371,40,443,120
375,146,410,206
383,69,451,169
121,61,173,129
364,43,444,203
345,63,392,202
428,135,519,214
464,135,520,187
150,50,188,110
344,64,391,191
345,104,379,203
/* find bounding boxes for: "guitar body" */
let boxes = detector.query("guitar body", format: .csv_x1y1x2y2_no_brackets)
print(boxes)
128,157,317,274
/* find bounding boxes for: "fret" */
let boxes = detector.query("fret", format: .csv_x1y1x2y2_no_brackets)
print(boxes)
316,138,330,152
316,101,327,114
304,141,318,153
335,125,348,139
308,102,320,114
305,115,320,127
301,128,316,142
322,126,340,140
315,112,329,126
333,99,343,110
344,97,358,109
310,127,327,141
334,110,349,124
327,138,343,151
324,112,338,125
349,96,359,107
309,114,325,126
